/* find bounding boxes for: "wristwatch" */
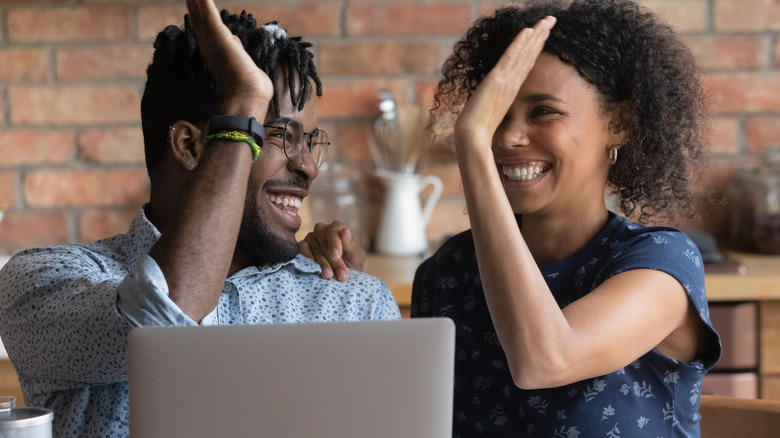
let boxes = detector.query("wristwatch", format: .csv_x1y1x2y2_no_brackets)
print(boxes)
208,115,265,145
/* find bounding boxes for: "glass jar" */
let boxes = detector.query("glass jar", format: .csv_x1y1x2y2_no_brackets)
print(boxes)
728,167,759,251
306,163,370,250
754,146,780,254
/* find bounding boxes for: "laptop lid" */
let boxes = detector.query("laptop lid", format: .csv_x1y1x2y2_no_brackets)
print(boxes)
128,318,454,438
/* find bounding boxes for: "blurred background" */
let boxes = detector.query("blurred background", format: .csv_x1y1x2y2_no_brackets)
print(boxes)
0,0,776,255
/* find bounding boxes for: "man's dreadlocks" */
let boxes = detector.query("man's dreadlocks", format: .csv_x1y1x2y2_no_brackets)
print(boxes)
140,9,322,176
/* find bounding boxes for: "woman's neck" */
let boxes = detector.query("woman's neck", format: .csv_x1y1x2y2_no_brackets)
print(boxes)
520,204,611,266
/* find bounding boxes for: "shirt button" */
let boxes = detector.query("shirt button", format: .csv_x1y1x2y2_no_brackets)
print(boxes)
222,282,231,293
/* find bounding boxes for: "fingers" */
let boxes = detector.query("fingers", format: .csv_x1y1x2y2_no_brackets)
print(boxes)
186,0,231,52
454,16,556,142
497,16,556,75
186,0,273,115
299,236,335,280
299,222,355,282
339,227,367,272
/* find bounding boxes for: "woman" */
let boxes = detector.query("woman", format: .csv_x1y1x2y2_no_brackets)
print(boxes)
303,0,721,436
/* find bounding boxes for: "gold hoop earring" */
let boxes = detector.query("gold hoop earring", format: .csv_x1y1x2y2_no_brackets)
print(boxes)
609,147,618,165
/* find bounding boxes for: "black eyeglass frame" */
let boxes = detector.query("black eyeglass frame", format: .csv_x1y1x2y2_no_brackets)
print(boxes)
262,119,329,168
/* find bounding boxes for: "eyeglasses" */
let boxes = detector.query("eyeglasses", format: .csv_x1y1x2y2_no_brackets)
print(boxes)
262,119,329,168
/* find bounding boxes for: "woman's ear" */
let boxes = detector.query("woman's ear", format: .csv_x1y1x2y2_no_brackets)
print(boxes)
167,120,205,171
607,102,631,147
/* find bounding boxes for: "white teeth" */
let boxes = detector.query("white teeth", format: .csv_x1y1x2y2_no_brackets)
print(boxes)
267,194,302,210
502,164,545,181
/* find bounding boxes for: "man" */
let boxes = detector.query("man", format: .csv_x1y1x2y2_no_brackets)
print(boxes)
0,1,400,436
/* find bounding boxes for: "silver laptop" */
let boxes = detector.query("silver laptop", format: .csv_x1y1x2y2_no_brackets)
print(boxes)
128,318,454,438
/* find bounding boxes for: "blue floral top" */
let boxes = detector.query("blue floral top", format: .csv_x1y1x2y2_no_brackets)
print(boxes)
412,213,721,437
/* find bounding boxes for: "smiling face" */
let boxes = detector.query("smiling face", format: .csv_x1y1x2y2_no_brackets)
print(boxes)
493,53,619,220
236,73,320,265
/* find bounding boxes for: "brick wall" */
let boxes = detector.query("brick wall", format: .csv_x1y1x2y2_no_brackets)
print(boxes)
0,0,773,255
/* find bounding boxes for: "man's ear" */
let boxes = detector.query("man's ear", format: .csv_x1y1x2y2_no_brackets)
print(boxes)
167,120,205,171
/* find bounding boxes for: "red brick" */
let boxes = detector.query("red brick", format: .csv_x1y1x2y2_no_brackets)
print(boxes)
25,169,149,207
319,42,443,76
772,37,780,68
0,130,75,165
703,73,780,113
336,123,374,163
239,5,340,37
137,6,188,41
0,48,47,81
706,118,740,155
0,172,15,207
414,81,439,109
79,208,138,242
642,0,708,32
57,45,153,80
137,4,339,40
83,0,164,3
745,117,780,153
317,79,407,118
347,4,472,36
0,211,68,249
693,156,761,198
8,8,130,42
9,85,140,125
714,0,780,31
78,128,145,164
683,36,764,70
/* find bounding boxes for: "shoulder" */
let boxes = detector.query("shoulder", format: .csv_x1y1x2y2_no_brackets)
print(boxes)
604,218,706,300
0,240,128,290
290,255,391,292
609,218,702,269
420,229,475,270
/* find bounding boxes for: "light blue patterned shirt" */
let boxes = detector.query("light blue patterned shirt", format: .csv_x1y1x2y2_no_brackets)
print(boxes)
0,208,400,438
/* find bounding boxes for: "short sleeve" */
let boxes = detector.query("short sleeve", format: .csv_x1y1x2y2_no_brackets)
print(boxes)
603,230,722,369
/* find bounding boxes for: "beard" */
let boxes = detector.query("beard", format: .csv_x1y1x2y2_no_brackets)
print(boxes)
236,204,299,265
236,178,304,266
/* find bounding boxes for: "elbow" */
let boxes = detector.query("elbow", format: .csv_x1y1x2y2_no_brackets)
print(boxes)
508,355,574,390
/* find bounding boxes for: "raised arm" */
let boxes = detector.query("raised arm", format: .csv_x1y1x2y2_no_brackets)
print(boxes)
147,0,273,322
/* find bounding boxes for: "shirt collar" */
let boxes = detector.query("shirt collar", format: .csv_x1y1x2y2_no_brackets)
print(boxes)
231,254,323,278
116,206,162,268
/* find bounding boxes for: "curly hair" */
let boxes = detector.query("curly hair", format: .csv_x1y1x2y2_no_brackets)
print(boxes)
433,0,707,224
141,10,323,177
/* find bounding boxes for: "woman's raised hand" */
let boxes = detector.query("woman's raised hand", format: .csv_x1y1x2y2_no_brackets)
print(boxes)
454,16,556,146
186,0,273,115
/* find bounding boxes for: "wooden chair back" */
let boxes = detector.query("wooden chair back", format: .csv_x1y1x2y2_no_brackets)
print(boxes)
700,394,780,438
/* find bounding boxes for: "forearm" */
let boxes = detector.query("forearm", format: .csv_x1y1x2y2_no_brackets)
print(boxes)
456,139,576,388
149,140,253,322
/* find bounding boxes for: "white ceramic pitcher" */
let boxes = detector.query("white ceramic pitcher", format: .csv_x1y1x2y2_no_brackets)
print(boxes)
375,169,443,256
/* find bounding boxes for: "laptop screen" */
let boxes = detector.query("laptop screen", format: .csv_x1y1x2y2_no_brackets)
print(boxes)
128,318,454,438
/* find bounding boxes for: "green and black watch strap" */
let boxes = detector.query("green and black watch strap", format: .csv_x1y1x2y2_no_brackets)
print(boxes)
208,115,265,146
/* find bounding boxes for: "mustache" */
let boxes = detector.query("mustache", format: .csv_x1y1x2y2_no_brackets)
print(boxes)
262,174,309,191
